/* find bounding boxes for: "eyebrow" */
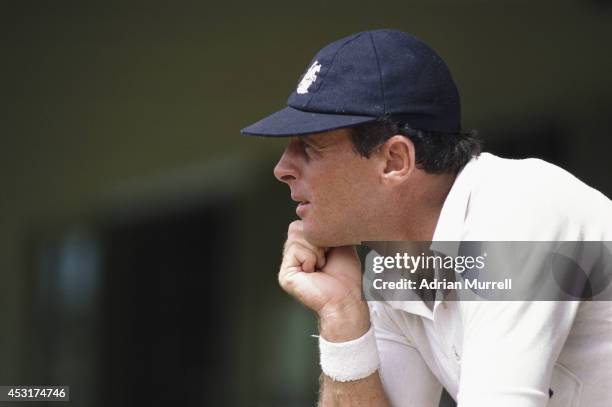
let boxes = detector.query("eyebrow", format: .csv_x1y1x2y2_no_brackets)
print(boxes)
301,135,335,148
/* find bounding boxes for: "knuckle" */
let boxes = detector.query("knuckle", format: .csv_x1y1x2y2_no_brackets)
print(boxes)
282,241,299,258
283,236,300,252
278,273,294,292
287,220,303,234
277,272,285,288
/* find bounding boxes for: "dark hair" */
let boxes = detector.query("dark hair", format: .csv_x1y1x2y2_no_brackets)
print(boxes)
347,117,482,174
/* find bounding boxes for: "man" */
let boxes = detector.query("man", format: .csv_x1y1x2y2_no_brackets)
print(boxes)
241,29,612,406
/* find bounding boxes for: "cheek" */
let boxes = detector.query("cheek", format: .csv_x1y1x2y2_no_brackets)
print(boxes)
311,183,341,218
317,173,373,219
307,153,379,218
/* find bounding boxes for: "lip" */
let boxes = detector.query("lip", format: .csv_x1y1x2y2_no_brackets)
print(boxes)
290,191,311,217
291,192,308,202
296,201,311,217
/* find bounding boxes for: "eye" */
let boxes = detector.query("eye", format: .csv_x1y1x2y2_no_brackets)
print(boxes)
298,138,321,160
301,140,315,154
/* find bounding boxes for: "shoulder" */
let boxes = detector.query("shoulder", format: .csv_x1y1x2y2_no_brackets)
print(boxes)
466,153,612,240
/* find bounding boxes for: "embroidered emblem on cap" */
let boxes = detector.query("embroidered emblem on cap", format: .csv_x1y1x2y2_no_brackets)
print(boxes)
296,60,322,94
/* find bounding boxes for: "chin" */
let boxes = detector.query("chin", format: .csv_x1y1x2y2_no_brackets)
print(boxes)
302,221,359,248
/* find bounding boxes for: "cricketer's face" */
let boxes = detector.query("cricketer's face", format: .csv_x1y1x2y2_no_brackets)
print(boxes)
274,129,382,247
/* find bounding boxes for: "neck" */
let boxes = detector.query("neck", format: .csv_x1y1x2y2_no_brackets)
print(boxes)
377,171,456,241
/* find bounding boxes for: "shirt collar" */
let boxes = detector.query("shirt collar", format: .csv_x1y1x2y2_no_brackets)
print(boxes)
432,153,482,242
381,154,484,319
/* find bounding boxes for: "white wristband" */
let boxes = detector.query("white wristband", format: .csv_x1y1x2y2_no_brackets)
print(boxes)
318,324,380,382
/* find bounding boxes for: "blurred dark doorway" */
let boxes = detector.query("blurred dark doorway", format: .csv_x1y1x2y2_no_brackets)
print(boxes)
483,119,570,168
98,201,237,407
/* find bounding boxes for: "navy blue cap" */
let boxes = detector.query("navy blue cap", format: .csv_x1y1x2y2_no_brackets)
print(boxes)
241,29,461,136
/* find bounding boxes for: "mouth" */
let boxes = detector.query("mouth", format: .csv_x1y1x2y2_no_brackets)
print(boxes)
291,192,311,217
295,200,311,217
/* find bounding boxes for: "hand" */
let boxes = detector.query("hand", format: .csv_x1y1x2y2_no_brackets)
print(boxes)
278,221,370,341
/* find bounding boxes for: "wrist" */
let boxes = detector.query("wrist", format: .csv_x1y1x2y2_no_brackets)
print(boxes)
318,297,370,342
318,324,380,382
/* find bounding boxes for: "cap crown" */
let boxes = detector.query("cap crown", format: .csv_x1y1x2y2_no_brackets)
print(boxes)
287,29,461,132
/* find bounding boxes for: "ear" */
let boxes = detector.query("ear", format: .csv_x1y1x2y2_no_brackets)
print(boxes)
378,135,416,184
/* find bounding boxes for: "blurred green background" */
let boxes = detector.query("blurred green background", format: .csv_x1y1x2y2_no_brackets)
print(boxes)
1,1,611,406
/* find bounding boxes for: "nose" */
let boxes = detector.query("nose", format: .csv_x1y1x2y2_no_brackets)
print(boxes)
274,140,300,184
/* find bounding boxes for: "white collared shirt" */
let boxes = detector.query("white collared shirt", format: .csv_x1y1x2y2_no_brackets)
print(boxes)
370,153,612,407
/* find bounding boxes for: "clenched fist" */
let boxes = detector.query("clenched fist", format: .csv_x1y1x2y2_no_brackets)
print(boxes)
278,220,370,341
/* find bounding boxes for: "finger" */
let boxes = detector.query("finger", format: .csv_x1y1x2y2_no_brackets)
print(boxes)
286,220,304,239
295,247,317,273
287,220,326,253
282,242,319,273
278,265,301,291
284,239,327,270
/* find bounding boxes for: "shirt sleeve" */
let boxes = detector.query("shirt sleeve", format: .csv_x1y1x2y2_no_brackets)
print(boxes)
369,302,443,407
457,300,581,407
